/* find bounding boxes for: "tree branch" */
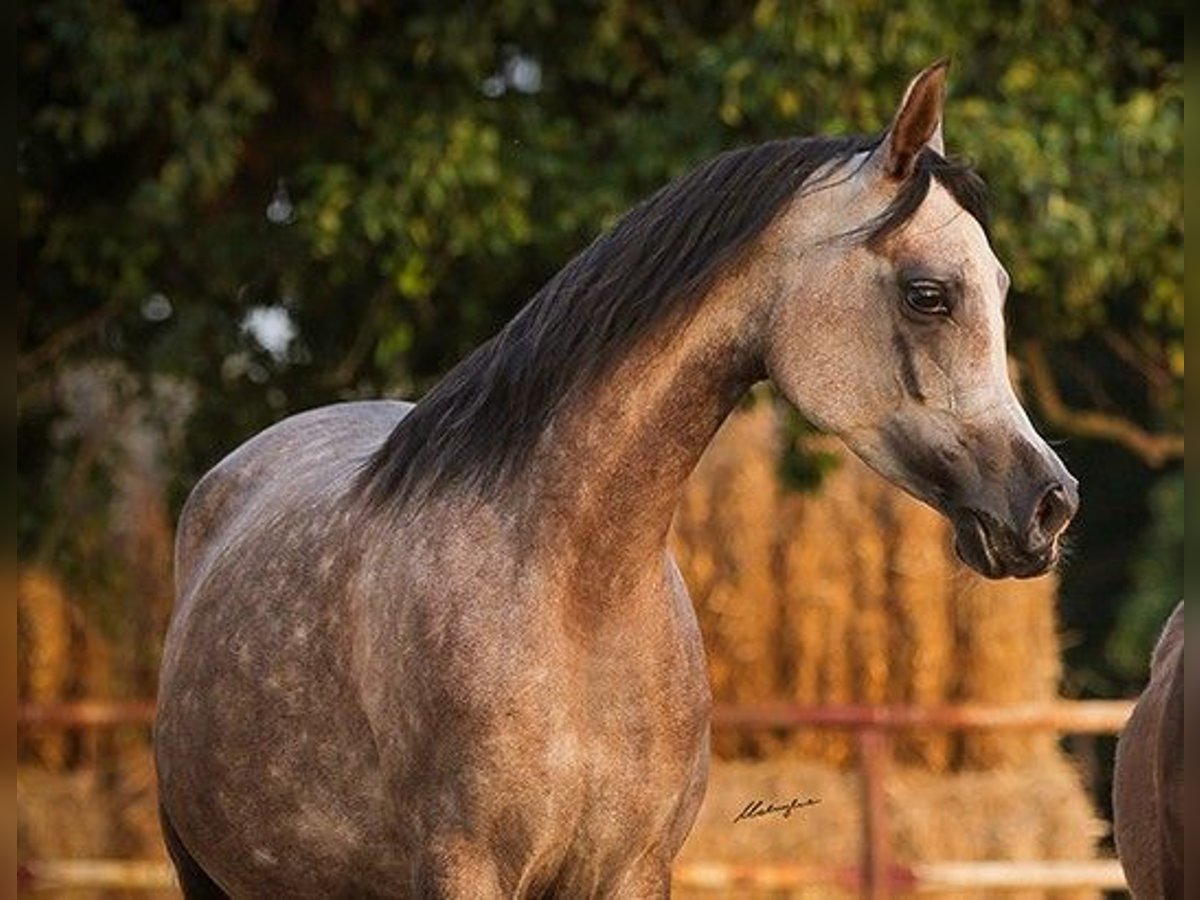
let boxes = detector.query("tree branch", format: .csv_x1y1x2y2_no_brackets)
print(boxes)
18,303,118,377
320,287,389,389
1101,328,1174,394
1020,340,1184,468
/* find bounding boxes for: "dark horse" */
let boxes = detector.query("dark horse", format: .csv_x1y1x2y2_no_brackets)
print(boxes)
155,62,1078,897
1113,601,1185,898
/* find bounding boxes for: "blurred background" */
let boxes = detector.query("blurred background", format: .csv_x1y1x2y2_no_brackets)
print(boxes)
17,1,1181,896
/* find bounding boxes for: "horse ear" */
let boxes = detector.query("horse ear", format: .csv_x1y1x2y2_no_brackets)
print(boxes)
875,59,948,180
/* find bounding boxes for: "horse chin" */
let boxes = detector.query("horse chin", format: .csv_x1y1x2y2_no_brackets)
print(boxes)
951,509,1058,580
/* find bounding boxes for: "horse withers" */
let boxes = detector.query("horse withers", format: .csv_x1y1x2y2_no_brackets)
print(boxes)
155,61,1078,897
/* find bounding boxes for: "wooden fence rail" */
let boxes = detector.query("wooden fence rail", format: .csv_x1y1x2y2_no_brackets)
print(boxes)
17,700,156,729
673,859,1129,892
16,699,1134,732
17,699,1134,896
18,858,1129,894
711,700,1134,733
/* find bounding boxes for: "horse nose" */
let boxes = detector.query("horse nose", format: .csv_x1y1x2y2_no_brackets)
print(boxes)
1027,480,1078,547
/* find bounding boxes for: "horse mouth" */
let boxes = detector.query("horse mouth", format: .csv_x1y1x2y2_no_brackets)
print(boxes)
952,509,1058,580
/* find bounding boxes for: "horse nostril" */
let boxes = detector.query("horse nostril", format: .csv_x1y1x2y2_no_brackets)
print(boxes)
1033,483,1075,540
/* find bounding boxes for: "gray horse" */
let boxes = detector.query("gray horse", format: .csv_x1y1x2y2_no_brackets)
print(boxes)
155,61,1077,897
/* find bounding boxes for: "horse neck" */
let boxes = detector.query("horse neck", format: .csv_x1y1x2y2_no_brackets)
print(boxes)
526,264,767,581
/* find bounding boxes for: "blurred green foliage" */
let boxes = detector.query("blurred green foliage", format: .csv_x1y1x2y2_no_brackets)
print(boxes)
776,406,842,493
1107,471,1183,677
18,1,1182,693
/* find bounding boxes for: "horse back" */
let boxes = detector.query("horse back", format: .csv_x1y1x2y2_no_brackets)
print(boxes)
173,400,411,603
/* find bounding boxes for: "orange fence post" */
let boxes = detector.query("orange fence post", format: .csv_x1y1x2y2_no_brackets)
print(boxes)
858,728,892,900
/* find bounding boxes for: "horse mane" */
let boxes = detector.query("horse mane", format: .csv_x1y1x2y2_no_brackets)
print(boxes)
357,134,988,506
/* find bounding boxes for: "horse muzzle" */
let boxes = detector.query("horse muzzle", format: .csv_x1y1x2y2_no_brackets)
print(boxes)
951,479,1078,579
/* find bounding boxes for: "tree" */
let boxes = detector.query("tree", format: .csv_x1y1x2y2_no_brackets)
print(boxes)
17,1,1182,691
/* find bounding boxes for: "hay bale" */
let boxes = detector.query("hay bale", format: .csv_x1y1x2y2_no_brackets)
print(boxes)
678,759,858,900
953,572,1061,768
674,403,784,758
17,567,114,768
17,753,172,900
774,451,867,766
670,402,1066,770
676,757,1104,900
17,569,73,768
885,486,956,770
889,764,1103,899
17,768,117,862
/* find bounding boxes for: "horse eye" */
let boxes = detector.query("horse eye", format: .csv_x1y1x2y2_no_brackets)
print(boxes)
903,279,951,316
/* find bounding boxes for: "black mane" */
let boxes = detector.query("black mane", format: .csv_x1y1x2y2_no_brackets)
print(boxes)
358,135,988,506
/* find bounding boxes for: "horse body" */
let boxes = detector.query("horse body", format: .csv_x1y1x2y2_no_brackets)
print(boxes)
157,401,713,896
157,63,1079,897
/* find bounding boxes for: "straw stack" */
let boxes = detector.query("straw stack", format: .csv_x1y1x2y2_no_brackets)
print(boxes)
673,404,785,758
17,567,113,768
676,757,1104,900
